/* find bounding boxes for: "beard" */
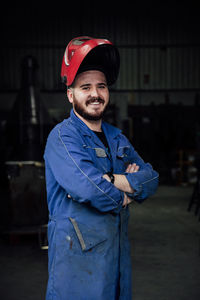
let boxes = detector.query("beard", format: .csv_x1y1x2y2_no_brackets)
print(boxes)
73,97,109,121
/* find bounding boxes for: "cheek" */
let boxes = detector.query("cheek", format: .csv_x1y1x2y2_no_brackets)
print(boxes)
102,91,109,103
74,91,87,103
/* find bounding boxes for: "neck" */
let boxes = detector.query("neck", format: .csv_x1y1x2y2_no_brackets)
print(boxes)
74,111,102,132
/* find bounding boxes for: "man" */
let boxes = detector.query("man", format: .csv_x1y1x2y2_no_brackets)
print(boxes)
44,36,159,300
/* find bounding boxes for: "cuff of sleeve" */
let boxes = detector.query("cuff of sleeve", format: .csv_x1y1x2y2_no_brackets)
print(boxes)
112,191,124,214
125,192,134,199
125,172,142,197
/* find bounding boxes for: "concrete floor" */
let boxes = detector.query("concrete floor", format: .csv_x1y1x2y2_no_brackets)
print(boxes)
0,185,200,300
130,185,200,300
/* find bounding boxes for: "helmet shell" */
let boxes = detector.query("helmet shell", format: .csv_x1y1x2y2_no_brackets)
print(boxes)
61,36,120,86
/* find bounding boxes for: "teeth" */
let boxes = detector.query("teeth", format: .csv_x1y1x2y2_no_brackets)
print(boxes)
86,99,104,106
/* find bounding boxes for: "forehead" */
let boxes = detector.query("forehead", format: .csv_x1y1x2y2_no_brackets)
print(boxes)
73,70,107,87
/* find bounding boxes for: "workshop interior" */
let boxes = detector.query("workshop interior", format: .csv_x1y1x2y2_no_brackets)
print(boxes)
0,2,200,300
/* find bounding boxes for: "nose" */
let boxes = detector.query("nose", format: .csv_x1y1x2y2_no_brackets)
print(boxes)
90,87,99,98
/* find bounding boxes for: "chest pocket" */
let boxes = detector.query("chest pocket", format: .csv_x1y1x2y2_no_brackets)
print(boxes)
94,147,107,158
83,144,111,173
115,146,132,173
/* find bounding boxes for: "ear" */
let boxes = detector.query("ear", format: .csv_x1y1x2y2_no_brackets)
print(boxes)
67,88,73,104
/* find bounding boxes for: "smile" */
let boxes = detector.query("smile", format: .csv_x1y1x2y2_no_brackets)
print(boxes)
89,101,102,105
86,98,105,106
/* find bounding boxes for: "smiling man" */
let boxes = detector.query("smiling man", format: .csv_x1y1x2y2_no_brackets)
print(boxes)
67,70,109,126
44,36,159,300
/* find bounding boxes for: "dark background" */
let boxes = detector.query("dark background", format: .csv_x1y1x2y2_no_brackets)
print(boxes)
0,2,200,300
1,1,200,182
0,2,199,217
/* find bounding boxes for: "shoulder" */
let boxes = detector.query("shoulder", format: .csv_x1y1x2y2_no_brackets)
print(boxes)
48,117,81,141
44,117,85,156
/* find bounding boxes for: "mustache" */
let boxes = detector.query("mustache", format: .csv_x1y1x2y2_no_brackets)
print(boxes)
86,97,105,106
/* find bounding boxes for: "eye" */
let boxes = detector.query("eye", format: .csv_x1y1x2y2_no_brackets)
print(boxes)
98,84,107,89
81,86,90,91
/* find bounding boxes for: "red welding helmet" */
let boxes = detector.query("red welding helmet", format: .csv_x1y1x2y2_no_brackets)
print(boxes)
61,36,120,86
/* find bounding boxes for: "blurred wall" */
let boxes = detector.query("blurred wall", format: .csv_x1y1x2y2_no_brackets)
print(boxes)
1,3,199,111
0,2,200,183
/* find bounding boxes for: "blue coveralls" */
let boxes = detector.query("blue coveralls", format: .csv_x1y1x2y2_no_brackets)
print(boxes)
44,109,159,300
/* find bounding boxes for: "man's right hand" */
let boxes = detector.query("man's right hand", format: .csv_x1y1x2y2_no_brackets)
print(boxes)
123,192,132,207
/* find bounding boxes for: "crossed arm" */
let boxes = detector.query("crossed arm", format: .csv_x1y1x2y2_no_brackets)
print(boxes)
103,163,139,206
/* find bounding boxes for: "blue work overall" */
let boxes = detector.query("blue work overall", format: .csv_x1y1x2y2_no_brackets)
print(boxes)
44,109,159,300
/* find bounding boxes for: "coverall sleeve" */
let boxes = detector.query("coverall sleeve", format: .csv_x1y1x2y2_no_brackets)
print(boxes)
122,136,159,202
45,126,123,213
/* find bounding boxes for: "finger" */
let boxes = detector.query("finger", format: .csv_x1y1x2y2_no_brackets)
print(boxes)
123,192,128,207
130,163,137,172
126,164,132,173
127,197,132,205
134,165,140,172
131,163,140,172
126,163,139,173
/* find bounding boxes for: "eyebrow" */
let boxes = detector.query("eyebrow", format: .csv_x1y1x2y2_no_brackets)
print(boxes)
80,83,90,88
79,82,107,88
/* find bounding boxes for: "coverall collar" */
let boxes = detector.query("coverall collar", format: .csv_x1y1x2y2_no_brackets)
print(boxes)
70,109,121,140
